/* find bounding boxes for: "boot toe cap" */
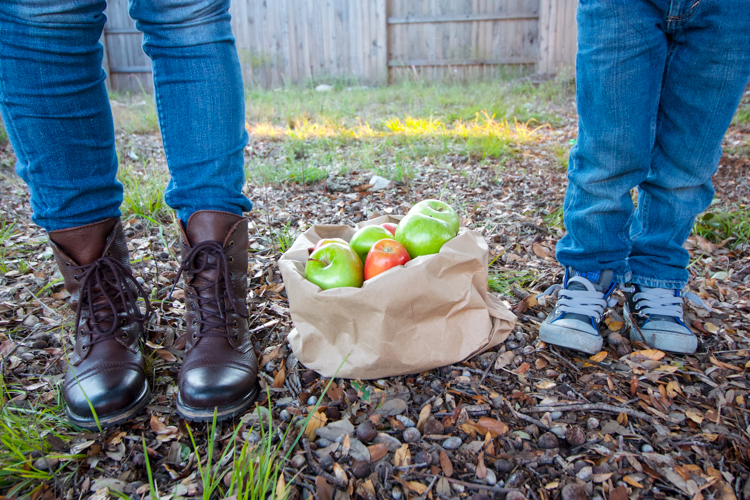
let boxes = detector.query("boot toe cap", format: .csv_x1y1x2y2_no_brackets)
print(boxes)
65,365,147,420
179,364,257,410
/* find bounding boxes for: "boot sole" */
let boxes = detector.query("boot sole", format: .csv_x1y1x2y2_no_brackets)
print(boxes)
66,382,151,431
176,383,260,422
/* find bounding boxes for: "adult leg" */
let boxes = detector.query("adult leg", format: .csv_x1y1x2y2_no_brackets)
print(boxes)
0,0,122,231
128,0,258,420
0,0,149,429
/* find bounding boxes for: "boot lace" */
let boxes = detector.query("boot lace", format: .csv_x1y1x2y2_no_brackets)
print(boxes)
538,277,618,322
73,257,151,346
172,240,248,339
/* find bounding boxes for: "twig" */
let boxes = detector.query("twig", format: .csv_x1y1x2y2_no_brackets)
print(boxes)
419,475,439,500
505,400,550,431
301,439,347,489
528,403,656,425
546,346,581,373
677,370,719,388
479,350,503,386
419,474,522,494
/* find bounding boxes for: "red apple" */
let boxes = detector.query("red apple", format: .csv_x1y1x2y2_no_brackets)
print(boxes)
305,243,363,290
364,239,411,280
381,223,398,236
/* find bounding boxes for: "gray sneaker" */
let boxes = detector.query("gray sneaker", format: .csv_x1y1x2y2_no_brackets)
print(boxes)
538,269,617,354
622,284,708,354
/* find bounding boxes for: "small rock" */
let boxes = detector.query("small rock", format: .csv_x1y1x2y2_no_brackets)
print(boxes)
576,466,593,482
348,438,370,462
423,418,444,435
301,371,317,386
494,458,514,473
562,483,587,500
565,426,586,446
316,438,332,448
391,486,403,499
356,421,377,443
315,84,333,92
351,460,371,479
608,332,623,345
505,492,526,500
515,331,525,341
280,409,291,422
551,424,567,437
247,431,261,443
325,407,341,420
443,437,462,450
538,432,559,449
551,411,563,420
429,380,444,392
373,433,402,452
23,315,40,327
307,395,318,406
451,482,465,494
641,444,654,453
319,454,334,472
32,457,59,470
592,464,609,475
403,427,421,443
485,469,497,486
32,340,48,349
395,415,415,428
377,398,407,416
587,417,599,430
414,450,432,466
265,362,276,373
290,454,306,468
573,460,587,473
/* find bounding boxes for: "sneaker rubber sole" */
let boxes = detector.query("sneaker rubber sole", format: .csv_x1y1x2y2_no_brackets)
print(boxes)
539,321,603,354
624,311,698,354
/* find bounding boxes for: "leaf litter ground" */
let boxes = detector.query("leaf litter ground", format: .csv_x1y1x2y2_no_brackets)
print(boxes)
1,80,749,500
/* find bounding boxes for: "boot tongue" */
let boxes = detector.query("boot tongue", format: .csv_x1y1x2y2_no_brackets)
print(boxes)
184,211,242,245
568,269,614,293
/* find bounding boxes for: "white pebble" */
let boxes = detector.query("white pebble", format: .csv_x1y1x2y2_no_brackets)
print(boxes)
641,444,654,453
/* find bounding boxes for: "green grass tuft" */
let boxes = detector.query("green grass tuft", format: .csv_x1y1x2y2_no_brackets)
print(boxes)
118,160,171,223
693,208,750,248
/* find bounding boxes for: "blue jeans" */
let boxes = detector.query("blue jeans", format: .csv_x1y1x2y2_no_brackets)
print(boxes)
555,0,750,289
0,0,252,231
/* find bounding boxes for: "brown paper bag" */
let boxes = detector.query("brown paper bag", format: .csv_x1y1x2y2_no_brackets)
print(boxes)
278,215,516,379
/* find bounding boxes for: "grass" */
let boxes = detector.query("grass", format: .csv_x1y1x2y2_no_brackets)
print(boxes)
693,207,750,248
0,119,7,147
488,268,539,295
109,92,160,135
117,159,171,223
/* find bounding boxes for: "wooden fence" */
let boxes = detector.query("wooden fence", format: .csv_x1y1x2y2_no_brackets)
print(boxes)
102,0,577,92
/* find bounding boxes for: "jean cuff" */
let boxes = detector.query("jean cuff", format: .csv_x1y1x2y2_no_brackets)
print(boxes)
624,274,686,290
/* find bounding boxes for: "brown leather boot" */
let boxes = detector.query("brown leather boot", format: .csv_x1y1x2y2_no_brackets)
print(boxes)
50,219,151,430
175,211,259,421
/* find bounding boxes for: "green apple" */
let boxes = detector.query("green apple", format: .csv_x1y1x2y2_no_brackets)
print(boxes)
395,212,456,258
349,225,395,264
408,199,460,234
305,243,364,290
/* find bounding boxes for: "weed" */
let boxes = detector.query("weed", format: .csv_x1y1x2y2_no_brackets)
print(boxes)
0,119,7,147
488,269,538,295
543,206,565,232
270,221,298,253
118,160,171,223
693,208,750,248
550,143,570,169
733,102,750,125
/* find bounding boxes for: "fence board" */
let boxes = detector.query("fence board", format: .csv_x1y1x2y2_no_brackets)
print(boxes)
103,0,576,91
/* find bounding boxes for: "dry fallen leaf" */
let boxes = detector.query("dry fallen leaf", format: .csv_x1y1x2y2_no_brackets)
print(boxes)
476,451,487,479
633,349,666,361
494,351,515,370
393,443,410,467
440,450,453,477
589,351,608,363
623,475,644,488
367,443,388,462
685,409,704,424
305,411,327,440
477,417,509,437
514,362,531,374
416,404,431,432
535,380,557,390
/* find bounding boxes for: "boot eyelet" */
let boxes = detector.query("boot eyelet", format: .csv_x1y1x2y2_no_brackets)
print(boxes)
233,320,238,327
232,229,236,235
106,251,111,256
121,334,128,339
229,272,234,279
74,275,80,281
228,256,233,262
192,333,198,339
65,262,71,267
192,319,197,325
229,241,235,247
81,345,88,351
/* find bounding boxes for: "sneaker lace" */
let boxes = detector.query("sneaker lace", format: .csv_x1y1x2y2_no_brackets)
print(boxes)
625,286,711,317
172,240,248,339
73,257,151,345
538,277,618,322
